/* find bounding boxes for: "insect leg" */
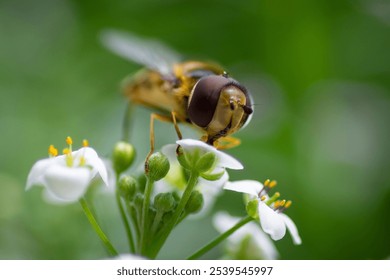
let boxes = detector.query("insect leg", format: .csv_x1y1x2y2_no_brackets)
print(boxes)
214,136,241,150
171,111,183,140
145,112,183,172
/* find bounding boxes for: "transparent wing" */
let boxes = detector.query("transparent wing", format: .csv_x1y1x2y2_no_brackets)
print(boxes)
100,29,181,77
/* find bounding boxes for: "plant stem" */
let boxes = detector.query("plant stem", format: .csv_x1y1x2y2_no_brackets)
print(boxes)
79,198,118,256
116,190,136,253
126,202,140,239
140,177,154,254
151,211,164,234
149,171,199,258
187,215,253,260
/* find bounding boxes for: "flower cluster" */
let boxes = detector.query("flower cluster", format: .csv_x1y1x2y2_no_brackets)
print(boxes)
26,137,301,260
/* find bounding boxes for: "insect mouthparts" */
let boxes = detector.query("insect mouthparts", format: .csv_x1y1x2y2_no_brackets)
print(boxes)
242,105,253,114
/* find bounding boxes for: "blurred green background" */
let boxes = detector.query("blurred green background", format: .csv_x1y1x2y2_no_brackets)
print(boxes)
1,0,389,259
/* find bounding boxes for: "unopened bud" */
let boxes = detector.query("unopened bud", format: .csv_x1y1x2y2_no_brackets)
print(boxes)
118,175,137,201
145,152,170,181
112,141,135,174
154,192,175,213
185,190,204,214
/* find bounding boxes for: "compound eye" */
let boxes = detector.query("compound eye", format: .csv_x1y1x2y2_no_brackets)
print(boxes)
188,75,231,127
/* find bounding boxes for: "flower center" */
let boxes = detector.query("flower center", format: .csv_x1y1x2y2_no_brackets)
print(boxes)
47,136,90,168
258,179,293,213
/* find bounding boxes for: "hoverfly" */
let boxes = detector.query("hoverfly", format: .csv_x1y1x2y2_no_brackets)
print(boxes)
101,30,253,162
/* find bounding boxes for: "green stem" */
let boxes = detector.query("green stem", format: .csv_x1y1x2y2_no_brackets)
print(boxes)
149,171,199,258
187,215,253,260
140,177,155,254
151,211,164,234
126,202,140,239
79,198,118,256
116,190,136,253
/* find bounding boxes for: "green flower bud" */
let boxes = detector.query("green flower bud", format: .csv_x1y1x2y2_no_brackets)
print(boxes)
195,151,216,173
154,192,175,213
185,190,204,214
118,175,137,201
246,199,259,219
145,152,170,181
112,141,135,174
137,173,147,193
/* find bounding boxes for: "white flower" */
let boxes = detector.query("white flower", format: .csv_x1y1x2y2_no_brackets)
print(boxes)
162,139,242,178
224,180,302,245
158,139,242,217
213,211,279,259
175,139,243,171
26,145,108,204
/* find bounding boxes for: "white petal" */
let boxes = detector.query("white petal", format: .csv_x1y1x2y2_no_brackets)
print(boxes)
26,158,53,190
176,139,215,153
98,159,117,193
43,165,91,202
161,143,180,161
224,180,263,197
215,150,243,170
280,213,302,245
176,139,243,170
75,147,109,186
42,189,73,205
258,202,286,241
247,223,279,260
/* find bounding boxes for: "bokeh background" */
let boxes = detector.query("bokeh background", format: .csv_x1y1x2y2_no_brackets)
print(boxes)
0,0,389,259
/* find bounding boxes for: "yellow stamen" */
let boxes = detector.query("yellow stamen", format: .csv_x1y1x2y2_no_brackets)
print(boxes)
79,156,86,166
63,148,73,167
285,200,292,208
264,179,270,187
82,139,89,147
268,180,277,188
279,199,286,207
66,136,73,145
260,195,267,201
48,145,58,157
274,200,281,208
